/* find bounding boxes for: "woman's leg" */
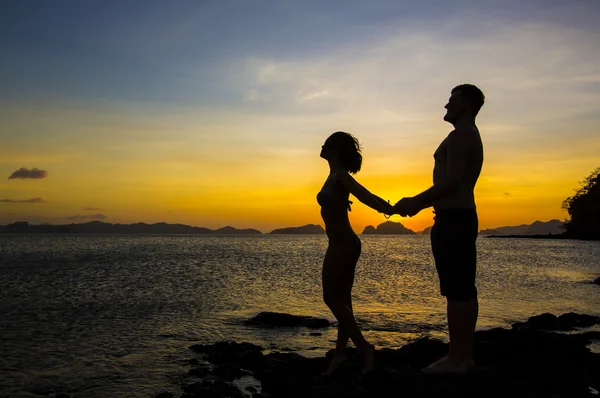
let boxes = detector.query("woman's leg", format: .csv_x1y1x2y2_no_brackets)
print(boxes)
322,243,354,375
322,235,374,374
333,283,353,354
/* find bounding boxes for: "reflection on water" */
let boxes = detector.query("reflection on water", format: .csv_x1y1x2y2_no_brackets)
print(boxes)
0,235,599,397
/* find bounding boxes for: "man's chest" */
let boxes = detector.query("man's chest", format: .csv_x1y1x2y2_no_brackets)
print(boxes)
434,137,448,163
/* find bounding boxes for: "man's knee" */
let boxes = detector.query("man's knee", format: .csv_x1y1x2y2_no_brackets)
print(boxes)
444,286,477,302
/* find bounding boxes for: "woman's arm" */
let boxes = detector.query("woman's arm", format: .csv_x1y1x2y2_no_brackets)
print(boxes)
372,194,391,209
335,171,392,214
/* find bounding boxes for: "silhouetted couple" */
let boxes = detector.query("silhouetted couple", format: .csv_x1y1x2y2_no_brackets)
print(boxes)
318,84,485,376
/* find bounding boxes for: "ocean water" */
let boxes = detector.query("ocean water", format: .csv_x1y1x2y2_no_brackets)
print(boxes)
0,235,599,397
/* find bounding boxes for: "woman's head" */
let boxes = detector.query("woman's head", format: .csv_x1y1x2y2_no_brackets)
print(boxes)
320,131,362,174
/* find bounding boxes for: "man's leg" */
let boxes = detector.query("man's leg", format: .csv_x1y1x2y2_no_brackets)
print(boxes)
425,210,478,374
447,297,478,366
422,297,478,374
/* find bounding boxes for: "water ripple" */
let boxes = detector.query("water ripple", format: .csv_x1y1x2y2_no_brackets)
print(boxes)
0,235,599,397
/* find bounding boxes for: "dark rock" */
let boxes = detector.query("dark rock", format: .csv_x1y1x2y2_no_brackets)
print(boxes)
569,331,600,347
188,365,211,377
154,393,175,398
556,312,600,329
244,312,332,329
238,348,266,370
183,379,245,398
594,277,600,285
213,363,252,380
513,312,600,331
391,337,447,369
188,362,251,380
309,332,322,336
189,341,265,370
189,341,263,356
582,330,600,340
184,312,600,398
512,312,558,329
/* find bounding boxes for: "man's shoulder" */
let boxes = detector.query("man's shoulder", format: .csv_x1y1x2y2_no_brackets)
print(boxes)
448,126,480,142
450,125,479,135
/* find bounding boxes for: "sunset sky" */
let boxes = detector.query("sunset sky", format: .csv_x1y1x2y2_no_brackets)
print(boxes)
1,0,599,233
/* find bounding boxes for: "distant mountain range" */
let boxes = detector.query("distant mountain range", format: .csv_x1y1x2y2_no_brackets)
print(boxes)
0,219,566,236
362,219,565,236
416,219,564,236
479,219,564,236
0,221,262,235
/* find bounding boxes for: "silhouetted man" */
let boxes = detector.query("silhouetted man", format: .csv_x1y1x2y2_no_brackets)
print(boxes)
394,84,484,374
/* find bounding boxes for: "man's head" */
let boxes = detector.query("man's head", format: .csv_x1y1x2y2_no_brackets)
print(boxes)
444,84,485,125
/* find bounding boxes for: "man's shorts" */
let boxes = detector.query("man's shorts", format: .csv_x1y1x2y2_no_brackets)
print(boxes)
431,208,478,302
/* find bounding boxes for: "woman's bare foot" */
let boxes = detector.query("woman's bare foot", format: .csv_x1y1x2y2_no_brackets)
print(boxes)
360,343,376,377
422,355,474,375
322,352,348,376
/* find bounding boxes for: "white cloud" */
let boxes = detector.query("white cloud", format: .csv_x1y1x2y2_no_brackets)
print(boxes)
215,14,599,162
235,17,599,117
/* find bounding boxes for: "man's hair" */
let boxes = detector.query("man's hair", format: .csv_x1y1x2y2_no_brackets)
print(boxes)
452,84,485,116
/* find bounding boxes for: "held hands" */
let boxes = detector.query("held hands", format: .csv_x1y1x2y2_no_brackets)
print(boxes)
392,197,421,217
375,196,421,218
375,197,394,216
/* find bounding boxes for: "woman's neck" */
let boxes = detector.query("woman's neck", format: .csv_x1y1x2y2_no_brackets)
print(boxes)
328,159,342,173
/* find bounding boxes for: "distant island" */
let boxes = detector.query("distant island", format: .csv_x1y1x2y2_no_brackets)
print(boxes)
480,219,564,236
362,221,416,235
485,233,569,239
269,224,326,234
0,221,262,235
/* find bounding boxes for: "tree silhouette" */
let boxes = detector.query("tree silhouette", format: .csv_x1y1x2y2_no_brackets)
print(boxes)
561,168,600,240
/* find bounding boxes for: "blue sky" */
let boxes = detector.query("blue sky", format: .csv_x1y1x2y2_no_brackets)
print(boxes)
1,0,599,231
2,0,598,105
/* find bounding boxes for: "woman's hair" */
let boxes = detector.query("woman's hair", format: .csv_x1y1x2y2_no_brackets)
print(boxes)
325,131,362,174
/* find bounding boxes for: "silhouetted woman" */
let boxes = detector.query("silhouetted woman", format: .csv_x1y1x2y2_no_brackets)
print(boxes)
318,131,391,376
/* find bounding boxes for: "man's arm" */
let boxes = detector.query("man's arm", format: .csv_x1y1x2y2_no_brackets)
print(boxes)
397,129,471,215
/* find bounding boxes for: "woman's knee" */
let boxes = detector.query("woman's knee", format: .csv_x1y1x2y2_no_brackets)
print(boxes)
323,290,343,309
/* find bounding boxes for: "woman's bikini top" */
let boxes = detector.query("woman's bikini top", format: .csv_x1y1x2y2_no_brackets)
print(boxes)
317,190,353,211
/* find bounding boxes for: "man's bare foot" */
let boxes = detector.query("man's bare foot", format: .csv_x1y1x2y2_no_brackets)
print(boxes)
321,352,348,376
360,343,376,377
422,356,474,375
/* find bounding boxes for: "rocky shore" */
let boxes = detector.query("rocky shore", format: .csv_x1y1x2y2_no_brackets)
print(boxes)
155,312,600,398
